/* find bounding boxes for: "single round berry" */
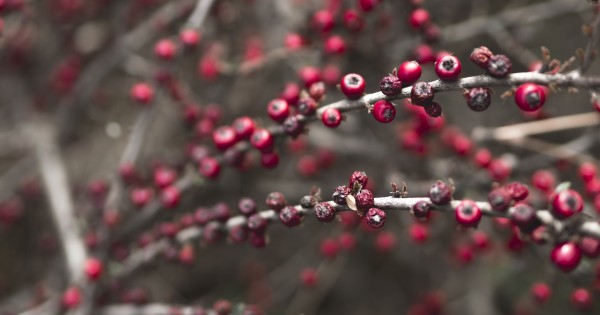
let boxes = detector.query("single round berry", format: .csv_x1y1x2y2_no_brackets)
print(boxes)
160,186,180,209
464,87,492,112
300,195,318,209
321,108,343,128
300,268,318,288
358,0,379,12
409,8,430,29
531,170,555,192
435,55,462,81
454,200,482,228
281,82,300,105
470,46,493,69
552,189,583,219
312,10,335,33
487,188,511,212
379,75,402,96
343,9,364,32
372,100,396,123
514,83,546,112
308,81,326,101
365,208,386,229
212,126,238,151
282,116,305,138
332,185,352,205
153,167,176,189
198,157,220,179
84,258,103,280
130,83,154,105
409,223,429,244
531,283,551,304
397,61,422,86
578,236,600,258
487,54,512,78
238,198,257,216
279,206,303,227
550,242,582,272
285,33,304,51
340,73,366,99
507,182,529,201
214,299,232,315
410,82,434,105
579,162,597,182
474,148,492,168
428,181,452,205
179,29,200,47
375,231,396,253
247,214,268,233
260,152,279,169
298,66,322,88
414,44,435,64
349,171,369,189
61,287,81,309
130,187,153,208
412,200,431,219
355,189,375,213
267,98,290,123
250,128,274,152
510,203,541,233
314,202,336,223
423,102,442,118
233,116,256,139
571,288,592,311
266,192,286,211
324,35,346,55
297,97,317,116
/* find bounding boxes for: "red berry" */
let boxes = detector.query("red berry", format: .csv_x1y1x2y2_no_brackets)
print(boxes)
324,35,346,55
312,10,335,33
579,162,597,182
412,200,431,220
506,182,529,201
428,181,452,205
488,188,511,212
322,64,341,85
297,155,318,177
238,198,257,216
284,33,304,50
299,66,322,88
61,287,81,309
514,83,546,112
470,46,493,69
414,44,435,64
397,61,422,86
314,202,336,223
358,0,379,12
454,200,482,228
339,232,356,250
375,230,396,253
308,81,326,101
570,288,592,311
260,152,279,169
247,214,268,233
409,8,430,29
279,206,303,227
343,9,364,32
435,55,462,81
267,98,290,123
471,230,491,250
321,108,343,128
130,83,154,105
531,282,551,304
474,148,492,168
578,236,600,258
372,100,396,123
550,242,582,272
423,102,442,118
212,126,238,151
340,73,366,99
153,167,176,189
154,39,176,60
349,171,369,189
283,116,305,138
409,223,429,243
233,116,256,139
365,207,386,229
179,29,200,47
488,158,512,182
297,97,317,116
355,189,375,213
552,189,583,219
214,299,232,315
266,192,287,211
486,54,512,78
300,268,318,288
250,128,274,152
464,87,492,111
320,238,341,258
84,258,103,280
510,203,541,233
281,82,300,105
410,81,434,105
198,157,221,179
160,185,180,209
380,74,402,96
531,170,555,192
332,185,352,205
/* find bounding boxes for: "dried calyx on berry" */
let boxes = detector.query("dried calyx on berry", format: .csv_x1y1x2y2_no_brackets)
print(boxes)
371,100,396,123
428,180,452,205
487,54,512,78
380,74,402,96
464,87,492,112
332,185,352,205
410,81,435,105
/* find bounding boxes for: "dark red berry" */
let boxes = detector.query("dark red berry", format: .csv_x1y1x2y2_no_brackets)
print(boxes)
429,181,452,205
248,231,267,248
579,162,597,182
470,46,493,69
355,189,375,213
238,198,257,216
510,203,541,233
312,10,334,33
229,225,249,243
397,61,422,86
379,75,402,96
487,188,511,212
349,171,369,189
333,185,352,205
247,214,268,233
212,126,238,151
250,128,274,152
279,206,303,227
314,202,336,222
198,157,220,179
550,242,581,272
435,55,462,81
358,0,379,12
343,9,364,32
266,192,286,211
267,98,290,123
194,207,215,225
423,102,442,118
233,116,255,139
321,108,343,128
552,189,583,219
514,83,546,112
486,54,512,78
154,167,176,189
297,97,317,116
365,208,386,229
409,8,430,29
464,87,492,112
260,152,279,169
412,200,431,219
282,116,305,138
340,73,366,99
372,100,396,123
507,182,529,201
410,82,434,105
570,288,592,311
531,170,555,192
578,236,600,258
454,200,482,228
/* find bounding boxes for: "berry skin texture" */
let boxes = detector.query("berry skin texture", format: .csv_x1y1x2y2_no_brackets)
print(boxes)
130,83,154,105
470,46,493,69
266,192,287,211
550,242,582,272
233,116,256,139
279,206,303,227
428,181,452,205
61,287,81,309
282,116,305,138
332,185,352,205
212,126,238,151
247,214,268,233
552,189,583,219
435,55,462,81
410,82,434,105
397,61,422,86
486,54,512,78
198,157,221,179
267,99,290,123
84,258,103,280
409,8,430,29
514,83,546,112
412,200,431,220
340,73,366,99
297,97,317,116
314,202,336,222
531,282,551,304
250,128,274,152
507,182,529,201
355,189,375,213
365,207,386,229
488,188,511,212
379,75,402,96
372,100,396,123
349,171,369,189
464,87,492,112
454,200,482,228
321,108,343,128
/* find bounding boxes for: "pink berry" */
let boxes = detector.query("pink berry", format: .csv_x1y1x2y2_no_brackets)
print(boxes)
232,116,256,139
397,61,422,86
435,55,462,81
372,100,396,123
321,108,343,128
130,187,153,208
375,231,396,253
267,98,290,123
531,170,555,192
550,242,581,272
130,83,154,105
474,148,492,168
552,189,583,219
198,157,221,179
409,223,429,243
531,282,551,304
212,126,238,151
578,236,600,258
343,9,364,32
154,39,176,60
579,162,597,182
179,29,200,47
160,186,180,209
571,288,593,311
61,287,81,309
284,33,304,50
340,73,366,99
281,82,300,105
153,167,176,189
409,8,430,29
358,0,379,12
250,128,274,152
84,258,103,280
413,44,435,64
454,200,482,228
514,83,546,112
300,268,318,288
324,35,346,55
298,66,322,88
312,10,334,33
